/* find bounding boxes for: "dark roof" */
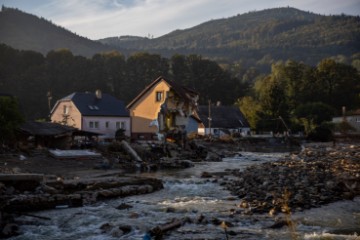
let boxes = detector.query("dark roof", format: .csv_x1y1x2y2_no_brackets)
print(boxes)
19,121,76,136
127,76,198,109
54,92,129,117
197,105,250,129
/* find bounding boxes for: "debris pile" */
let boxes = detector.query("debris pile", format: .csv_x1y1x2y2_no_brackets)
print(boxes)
0,175,163,238
223,144,360,215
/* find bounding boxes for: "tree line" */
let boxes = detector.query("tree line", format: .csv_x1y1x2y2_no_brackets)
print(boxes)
237,59,360,135
0,44,248,120
1,43,359,137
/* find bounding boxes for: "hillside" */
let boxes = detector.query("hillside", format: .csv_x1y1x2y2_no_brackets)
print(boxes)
100,7,360,67
0,6,114,57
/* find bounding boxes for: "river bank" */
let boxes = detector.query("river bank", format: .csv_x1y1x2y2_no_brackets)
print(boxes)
1,140,359,239
221,143,359,215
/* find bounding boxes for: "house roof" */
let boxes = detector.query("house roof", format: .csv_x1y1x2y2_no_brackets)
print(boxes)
19,121,76,136
126,76,198,109
197,105,250,129
53,92,129,117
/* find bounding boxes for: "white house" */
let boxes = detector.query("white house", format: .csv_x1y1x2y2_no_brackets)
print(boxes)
50,90,130,139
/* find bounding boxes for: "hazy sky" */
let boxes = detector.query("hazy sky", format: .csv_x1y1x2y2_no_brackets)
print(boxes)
1,0,359,40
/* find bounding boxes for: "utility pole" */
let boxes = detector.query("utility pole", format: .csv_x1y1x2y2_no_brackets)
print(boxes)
342,106,347,122
208,100,212,137
279,116,290,136
47,90,52,119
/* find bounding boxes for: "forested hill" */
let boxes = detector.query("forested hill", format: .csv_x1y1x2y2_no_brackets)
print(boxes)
1,6,359,66
100,7,360,67
0,6,114,57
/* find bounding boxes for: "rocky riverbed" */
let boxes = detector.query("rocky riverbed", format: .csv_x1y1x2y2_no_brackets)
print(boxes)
222,143,360,216
2,140,359,239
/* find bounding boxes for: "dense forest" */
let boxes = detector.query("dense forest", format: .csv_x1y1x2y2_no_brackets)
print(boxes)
0,44,247,120
100,7,360,71
237,60,360,133
1,43,359,135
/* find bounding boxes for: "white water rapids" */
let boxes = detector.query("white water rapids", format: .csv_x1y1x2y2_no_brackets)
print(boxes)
10,152,360,240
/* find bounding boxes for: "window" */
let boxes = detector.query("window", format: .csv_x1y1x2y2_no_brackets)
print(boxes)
156,91,163,102
116,121,126,129
89,121,99,129
105,121,110,128
63,105,69,114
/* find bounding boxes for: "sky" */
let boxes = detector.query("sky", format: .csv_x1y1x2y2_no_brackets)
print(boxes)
1,0,359,40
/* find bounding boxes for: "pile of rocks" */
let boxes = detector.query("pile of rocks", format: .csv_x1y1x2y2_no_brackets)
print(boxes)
223,144,360,215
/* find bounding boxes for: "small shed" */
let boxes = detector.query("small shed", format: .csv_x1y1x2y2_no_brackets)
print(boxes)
18,121,76,149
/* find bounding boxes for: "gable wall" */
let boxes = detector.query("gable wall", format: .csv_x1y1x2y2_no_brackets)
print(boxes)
129,81,170,134
51,101,82,128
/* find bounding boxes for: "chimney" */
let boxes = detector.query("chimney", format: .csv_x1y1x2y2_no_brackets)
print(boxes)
95,89,102,99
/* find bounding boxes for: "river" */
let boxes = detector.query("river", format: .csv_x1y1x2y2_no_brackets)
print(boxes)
11,152,360,240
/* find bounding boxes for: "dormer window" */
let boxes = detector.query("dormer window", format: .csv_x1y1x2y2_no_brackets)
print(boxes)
156,91,163,102
88,105,99,110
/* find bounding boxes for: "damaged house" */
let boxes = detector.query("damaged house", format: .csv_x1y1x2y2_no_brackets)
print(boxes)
127,76,199,141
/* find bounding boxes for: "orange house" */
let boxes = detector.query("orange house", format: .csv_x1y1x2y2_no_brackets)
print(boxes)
127,76,199,141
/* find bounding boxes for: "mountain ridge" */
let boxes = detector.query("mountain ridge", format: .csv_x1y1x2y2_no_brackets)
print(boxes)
0,6,114,57
99,7,360,66
0,6,359,66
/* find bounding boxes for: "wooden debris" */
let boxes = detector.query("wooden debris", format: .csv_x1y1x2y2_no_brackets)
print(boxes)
120,140,142,162
149,218,188,238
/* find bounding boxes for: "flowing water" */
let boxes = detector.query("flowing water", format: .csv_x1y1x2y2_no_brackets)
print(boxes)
11,152,360,240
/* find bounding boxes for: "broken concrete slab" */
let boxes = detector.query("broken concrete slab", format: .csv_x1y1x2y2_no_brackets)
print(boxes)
48,149,102,159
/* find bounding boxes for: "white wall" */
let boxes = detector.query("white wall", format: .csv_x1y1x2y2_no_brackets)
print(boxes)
333,116,360,132
198,127,251,137
82,116,131,138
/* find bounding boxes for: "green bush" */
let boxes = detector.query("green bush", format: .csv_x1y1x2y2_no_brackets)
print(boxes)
307,126,333,142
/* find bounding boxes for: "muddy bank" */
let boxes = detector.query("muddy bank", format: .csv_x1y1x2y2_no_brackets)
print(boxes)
0,139,237,238
221,144,360,215
1,175,163,212
0,173,163,238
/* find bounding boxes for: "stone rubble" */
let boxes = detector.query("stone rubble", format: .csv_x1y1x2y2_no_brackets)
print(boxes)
222,144,360,215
